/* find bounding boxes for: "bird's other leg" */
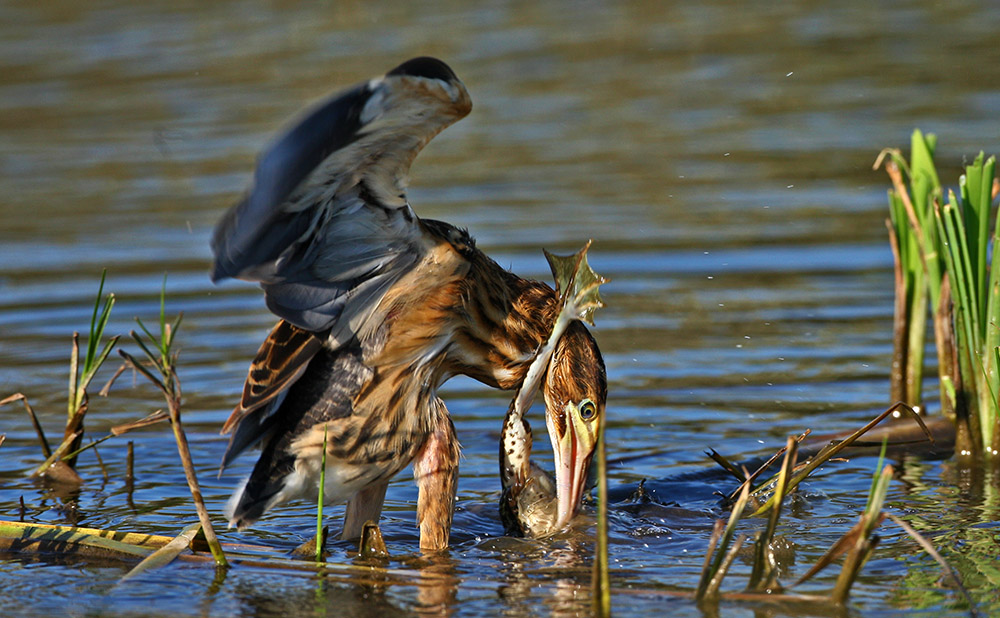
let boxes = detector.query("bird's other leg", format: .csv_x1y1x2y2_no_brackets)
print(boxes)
341,480,389,541
413,412,460,551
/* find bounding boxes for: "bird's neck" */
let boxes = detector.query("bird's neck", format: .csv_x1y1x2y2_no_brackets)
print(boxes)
450,254,559,390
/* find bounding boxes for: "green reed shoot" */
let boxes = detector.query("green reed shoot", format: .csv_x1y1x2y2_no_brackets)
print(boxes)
70,270,119,419
59,270,119,475
878,131,1000,462
696,478,749,603
316,423,328,562
935,152,1000,458
119,276,228,568
592,406,611,616
879,131,945,411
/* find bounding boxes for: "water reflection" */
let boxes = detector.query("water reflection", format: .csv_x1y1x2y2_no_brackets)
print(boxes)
495,539,593,617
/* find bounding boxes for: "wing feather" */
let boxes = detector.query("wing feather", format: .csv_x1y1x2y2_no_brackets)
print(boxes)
211,57,472,342
220,320,323,470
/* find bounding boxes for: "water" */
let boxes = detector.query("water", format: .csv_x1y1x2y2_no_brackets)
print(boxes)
2,1,1000,616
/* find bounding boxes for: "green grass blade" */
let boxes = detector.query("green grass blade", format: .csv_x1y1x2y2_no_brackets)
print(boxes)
68,333,80,418
939,197,980,359
949,192,983,350
130,330,163,370
832,464,892,604
864,437,889,512
593,405,611,616
316,424,327,563
747,436,797,592
168,312,184,350
78,335,121,394
118,349,166,395
84,270,109,376
910,129,940,190
697,476,750,601
134,318,160,354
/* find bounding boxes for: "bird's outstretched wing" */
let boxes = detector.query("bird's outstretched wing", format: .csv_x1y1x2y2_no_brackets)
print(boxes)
211,57,473,347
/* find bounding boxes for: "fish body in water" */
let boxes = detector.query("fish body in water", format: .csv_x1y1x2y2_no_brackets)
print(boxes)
498,323,604,538
499,403,561,537
497,247,608,538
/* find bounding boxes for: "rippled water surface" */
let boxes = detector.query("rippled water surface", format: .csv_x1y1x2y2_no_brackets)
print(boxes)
2,1,1000,616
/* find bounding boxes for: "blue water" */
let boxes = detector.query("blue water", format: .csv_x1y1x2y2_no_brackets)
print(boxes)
2,1,999,616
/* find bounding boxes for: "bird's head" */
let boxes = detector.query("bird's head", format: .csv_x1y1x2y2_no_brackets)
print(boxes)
542,320,607,531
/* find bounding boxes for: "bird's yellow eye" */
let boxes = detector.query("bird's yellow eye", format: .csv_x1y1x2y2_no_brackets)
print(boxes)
578,399,597,421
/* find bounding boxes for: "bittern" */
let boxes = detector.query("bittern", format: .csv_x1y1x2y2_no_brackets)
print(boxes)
500,320,606,538
211,57,606,550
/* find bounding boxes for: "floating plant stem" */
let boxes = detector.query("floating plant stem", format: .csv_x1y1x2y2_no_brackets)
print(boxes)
119,523,203,583
3,274,120,481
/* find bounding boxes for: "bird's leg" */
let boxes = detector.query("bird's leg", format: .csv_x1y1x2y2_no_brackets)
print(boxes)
341,480,389,541
413,412,460,551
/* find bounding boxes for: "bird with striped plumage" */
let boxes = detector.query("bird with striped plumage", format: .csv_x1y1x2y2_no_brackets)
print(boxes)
211,57,607,550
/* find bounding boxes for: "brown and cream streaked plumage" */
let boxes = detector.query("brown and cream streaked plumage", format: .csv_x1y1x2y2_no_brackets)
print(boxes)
211,57,606,550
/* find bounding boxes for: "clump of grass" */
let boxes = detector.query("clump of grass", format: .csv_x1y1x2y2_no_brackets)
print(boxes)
117,276,228,568
876,131,1000,462
693,429,975,615
1,271,119,484
881,132,943,412
936,152,1000,459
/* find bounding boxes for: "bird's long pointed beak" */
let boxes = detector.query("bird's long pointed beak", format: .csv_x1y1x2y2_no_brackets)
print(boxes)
546,402,597,531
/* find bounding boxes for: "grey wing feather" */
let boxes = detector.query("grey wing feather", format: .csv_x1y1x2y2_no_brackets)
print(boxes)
210,58,472,342
210,82,372,283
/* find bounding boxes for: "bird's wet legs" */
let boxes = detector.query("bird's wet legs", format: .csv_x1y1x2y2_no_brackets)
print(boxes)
342,481,389,542
414,415,460,551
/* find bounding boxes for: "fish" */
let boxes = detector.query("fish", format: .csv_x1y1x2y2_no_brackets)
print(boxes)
498,321,605,538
